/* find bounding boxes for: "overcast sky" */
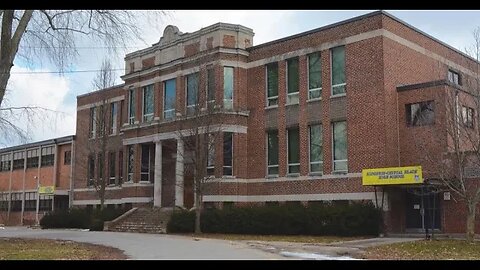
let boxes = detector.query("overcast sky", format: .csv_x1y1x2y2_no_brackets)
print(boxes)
4,10,480,147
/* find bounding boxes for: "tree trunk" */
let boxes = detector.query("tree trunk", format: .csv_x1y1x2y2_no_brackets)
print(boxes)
194,180,202,234
466,202,477,242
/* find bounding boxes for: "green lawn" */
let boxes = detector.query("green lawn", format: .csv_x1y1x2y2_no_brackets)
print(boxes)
361,239,480,260
178,233,364,244
0,238,127,260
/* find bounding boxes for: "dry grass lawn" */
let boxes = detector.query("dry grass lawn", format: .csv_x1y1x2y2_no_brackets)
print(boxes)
0,238,128,260
361,239,480,260
178,233,364,244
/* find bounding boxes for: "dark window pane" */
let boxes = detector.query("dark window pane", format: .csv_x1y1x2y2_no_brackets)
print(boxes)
308,53,322,90
267,63,278,98
287,58,299,94
332,46,346,95
288,128,300,174
406,101,435,126
164,79,176,119
207,68,215,102
223,132,233,176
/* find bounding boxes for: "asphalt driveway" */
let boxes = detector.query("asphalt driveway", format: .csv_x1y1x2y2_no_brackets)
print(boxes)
0,227,283,260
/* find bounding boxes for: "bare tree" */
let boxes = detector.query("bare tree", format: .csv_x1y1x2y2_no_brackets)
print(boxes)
0,10,166,143
412,27,480,241
84,59,116,210
171,70,231,234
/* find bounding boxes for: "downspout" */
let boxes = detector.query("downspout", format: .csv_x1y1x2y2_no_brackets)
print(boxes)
7,151,13,221
52,142,58,211
36,145,42,225
20,148,27,225
69,140,75,208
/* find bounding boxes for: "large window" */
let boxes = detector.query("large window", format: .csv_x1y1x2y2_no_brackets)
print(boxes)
128,88,136,124
118,150,124,184
223,132,233,176
286,58,299,104
140,144,152,182
462,106,474,128
97,153,104,181
223,67,234,110
308,52,322,100
309,125,323,173
332,121,347,172
207,134,215,176
331,46,346,96
26,149,39,168
88,155,95,186
127,145,134,182
406,101,435,127
287,128,300,174
207,67,216,107
267,130,279,176
110,102,118,135
13,151,24,170
0,154,11,172
164,79,176,120
186,73,199,116
41,146,54,167
266,63,278,106
448,69,461,85
143,84,154,122
89,107,96,138
109,152,116,185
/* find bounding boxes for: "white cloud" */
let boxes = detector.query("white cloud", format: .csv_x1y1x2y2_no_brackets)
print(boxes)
3,66,76,145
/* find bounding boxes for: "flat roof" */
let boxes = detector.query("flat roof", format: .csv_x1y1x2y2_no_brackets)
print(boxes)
0,135,75,154
248,10,479,65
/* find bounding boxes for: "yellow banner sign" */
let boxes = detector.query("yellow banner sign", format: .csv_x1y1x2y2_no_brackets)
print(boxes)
38,186,55,195
362,166,423,186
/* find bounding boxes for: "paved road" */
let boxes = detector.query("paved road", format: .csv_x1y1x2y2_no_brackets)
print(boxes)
0,227,283,260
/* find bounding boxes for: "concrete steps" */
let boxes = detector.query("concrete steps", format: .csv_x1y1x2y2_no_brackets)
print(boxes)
105,207,173,234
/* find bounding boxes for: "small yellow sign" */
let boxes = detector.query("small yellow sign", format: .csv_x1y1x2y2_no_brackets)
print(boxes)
38,186,55,195
362,166,423,186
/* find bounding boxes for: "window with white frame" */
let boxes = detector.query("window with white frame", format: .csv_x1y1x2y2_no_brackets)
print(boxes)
89,107,96,138
140,144,152,182
266,63,278,106
207,133,215,176
223,67,234,110
448,69,461,85
186,73,199,116
12,151,24,170
308,52,322,100
26,149,39,168
0,154,11,172
462,106,474,128
128,88,136,124
127,145,134,182
286,58,299,104
142,84,154,122
309,124,323,173
223,132,233,176
332,121,347,172
331,46,346,96
110,102,118,135
88,155,95,186
109,152,116,185
287,127,300,174
406,101,435,127
267,130,279,176
164,79,176,120
41,146,54,167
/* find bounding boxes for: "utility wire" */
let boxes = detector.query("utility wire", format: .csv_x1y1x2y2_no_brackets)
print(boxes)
9,69,124,74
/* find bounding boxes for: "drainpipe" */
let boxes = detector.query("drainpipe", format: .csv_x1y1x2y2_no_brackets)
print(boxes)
7,151,13,221
69,140,75,208
20,148,27,225
52,142,58,211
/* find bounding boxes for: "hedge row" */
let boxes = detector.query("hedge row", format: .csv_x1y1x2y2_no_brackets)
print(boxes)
167,202,382,236
40,207,127,231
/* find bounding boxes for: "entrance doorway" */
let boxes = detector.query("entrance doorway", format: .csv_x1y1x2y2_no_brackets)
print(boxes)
405,188,441,231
